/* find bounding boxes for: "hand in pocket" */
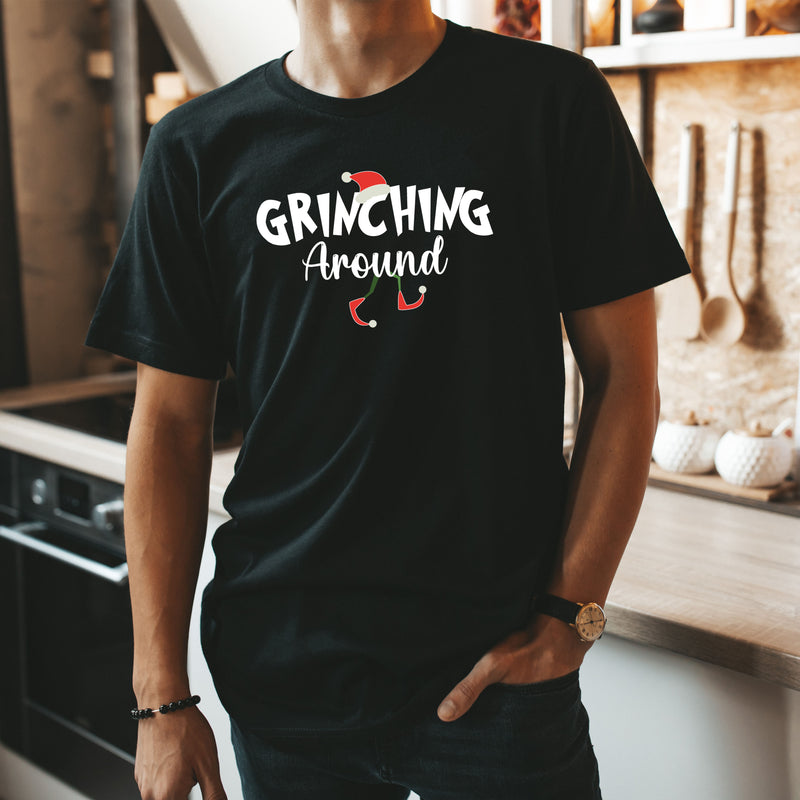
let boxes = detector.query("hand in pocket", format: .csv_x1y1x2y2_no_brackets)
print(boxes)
436,613,591,722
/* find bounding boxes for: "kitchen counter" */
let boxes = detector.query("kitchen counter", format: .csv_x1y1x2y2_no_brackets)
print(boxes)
608,487,800,691
1,398,798,692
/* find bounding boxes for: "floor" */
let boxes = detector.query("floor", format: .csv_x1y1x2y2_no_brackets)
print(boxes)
0,745,91,800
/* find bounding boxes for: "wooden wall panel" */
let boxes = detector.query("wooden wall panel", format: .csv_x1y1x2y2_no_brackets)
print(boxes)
2,0,108,383
0,0,28,388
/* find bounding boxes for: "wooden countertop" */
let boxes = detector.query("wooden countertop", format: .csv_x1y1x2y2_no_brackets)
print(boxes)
0,390,797,691
608,487,800,691
0,409,237,515
0,372,236,511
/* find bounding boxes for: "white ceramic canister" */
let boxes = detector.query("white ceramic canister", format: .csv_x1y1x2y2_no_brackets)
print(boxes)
714,419,794,488
652,411,722,474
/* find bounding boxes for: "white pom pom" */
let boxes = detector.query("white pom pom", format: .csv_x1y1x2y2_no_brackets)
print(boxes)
369,320,377,328
341,172,352,183
419,285,427,294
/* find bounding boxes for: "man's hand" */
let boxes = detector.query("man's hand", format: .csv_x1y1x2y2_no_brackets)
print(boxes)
436,614,589,722
134,707,227,800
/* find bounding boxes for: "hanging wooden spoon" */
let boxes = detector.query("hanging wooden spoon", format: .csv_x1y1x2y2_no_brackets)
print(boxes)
700,121,746,346
659,122,703,340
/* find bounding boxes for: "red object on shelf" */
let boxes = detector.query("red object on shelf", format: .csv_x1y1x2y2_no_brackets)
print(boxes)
495,0,542,40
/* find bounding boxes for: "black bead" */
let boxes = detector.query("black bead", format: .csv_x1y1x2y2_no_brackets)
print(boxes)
177,699,186,708
159,704,168,714
169,701,178,711
191,695,200,704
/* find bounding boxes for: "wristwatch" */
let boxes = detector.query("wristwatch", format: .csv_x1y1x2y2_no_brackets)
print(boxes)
533,594,607,643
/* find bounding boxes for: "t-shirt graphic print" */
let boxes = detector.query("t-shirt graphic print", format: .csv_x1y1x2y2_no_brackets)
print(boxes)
256,167,495,327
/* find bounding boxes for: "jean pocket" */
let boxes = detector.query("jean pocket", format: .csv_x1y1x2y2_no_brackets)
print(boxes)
490,668,580,695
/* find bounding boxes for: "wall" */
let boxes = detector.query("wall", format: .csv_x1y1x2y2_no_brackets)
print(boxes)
2,0,111,383
141,0,298,93
606,59,800,433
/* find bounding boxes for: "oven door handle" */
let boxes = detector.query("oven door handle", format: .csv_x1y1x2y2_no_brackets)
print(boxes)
0,521,129,586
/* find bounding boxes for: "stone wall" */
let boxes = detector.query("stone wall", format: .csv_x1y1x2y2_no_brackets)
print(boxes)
566,58,800,436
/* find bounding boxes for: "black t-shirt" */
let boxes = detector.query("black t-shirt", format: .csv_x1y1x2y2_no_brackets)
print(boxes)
85,20,690,738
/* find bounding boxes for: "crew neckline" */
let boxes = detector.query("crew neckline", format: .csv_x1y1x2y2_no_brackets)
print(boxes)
264,19,460,117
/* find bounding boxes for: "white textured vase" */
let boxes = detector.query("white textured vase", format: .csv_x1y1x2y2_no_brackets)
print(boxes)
714,423,794,488
652,418,722,474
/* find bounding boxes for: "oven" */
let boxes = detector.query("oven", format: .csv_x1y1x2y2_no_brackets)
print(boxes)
0,448,140,798
0,375,242,799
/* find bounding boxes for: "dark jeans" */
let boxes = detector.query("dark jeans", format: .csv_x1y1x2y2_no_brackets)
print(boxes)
230,669,602,799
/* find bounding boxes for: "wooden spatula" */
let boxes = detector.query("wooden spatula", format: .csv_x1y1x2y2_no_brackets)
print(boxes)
658,122,703,341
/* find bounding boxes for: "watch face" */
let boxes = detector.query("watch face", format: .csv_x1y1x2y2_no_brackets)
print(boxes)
575,603,606,642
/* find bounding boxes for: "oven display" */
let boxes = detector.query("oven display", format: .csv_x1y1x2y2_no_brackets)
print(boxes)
57,474,91,520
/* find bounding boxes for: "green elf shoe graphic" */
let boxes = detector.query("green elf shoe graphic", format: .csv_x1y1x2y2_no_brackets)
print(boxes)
343,170,427,328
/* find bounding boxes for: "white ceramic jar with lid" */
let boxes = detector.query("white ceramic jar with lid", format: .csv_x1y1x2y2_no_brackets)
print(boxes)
714,419,794,488
652,411,722,474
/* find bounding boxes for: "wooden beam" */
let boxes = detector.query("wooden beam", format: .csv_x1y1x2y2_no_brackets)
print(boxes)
0,0,29,389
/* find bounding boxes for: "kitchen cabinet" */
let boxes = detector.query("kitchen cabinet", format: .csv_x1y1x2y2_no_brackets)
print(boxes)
187,509,243,800
583,0,800,68
582,635,800,800
581,485,800,798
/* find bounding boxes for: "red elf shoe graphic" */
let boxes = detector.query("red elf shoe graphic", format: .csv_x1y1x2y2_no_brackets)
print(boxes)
349,297,377,328
398,285,427,311
342,169,429,327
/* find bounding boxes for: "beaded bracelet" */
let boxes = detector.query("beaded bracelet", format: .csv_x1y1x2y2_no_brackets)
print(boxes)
130,694,200,720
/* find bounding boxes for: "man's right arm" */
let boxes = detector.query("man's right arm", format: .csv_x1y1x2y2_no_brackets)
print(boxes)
126,362,227,800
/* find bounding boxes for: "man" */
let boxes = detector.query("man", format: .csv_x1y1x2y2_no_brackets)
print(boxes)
84,1,690,798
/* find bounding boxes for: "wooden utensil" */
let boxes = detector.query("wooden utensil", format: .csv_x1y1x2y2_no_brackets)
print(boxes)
659,122,703,340
700,121,746,346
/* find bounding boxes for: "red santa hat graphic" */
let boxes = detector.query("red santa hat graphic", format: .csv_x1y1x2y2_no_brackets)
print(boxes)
342,170,391,204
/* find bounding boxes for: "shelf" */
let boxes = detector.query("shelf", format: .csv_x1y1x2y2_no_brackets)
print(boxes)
584,31,800,69
582,0,800,69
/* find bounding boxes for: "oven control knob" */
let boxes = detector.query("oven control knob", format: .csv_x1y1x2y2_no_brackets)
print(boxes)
30,478,48,505
92,498,124,532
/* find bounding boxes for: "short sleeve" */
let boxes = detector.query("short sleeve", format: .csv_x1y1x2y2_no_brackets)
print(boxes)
553,61,691,312
84,121,228,380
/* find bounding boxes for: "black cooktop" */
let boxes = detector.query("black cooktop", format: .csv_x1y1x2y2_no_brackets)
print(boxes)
6,377,243,452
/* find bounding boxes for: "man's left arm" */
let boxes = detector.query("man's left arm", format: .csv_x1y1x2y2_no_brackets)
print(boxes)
437,287,659,722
